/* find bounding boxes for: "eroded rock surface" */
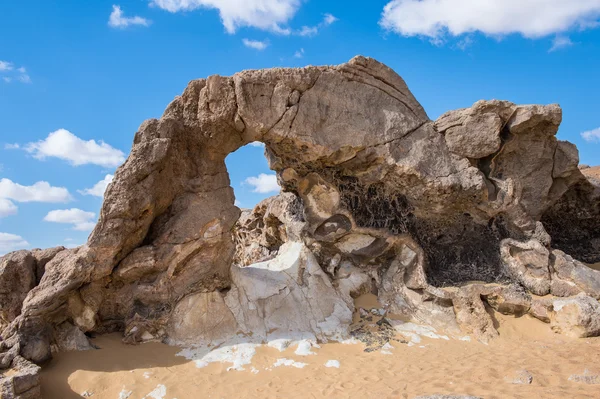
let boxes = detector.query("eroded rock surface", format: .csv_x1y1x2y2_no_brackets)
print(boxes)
0,56,599,390
0,356,41,399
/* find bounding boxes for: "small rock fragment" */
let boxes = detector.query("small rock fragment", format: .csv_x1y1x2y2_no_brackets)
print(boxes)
504,369,533,385
569,369,600,385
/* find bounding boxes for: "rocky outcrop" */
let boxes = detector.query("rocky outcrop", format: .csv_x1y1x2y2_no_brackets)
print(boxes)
542,165,600,264
0,56,599,390
0,247,65,331
0,356,41,399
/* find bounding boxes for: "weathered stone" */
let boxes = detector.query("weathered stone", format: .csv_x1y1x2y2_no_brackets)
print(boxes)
53,322,94,352
501,239,551,296
529,297,553,323
0,356,41,399
0,252,36,331
542,167,600,264
437,107,503,159
225,241,352,342
504,369,533,384
569,369,600,384
452,286,498,344
233,193,304,267
553,141,579,178
551,250,600,299
482,284,531,316
30,247,65,284
166,291,238,346
0,56,596,381
550,294,600,338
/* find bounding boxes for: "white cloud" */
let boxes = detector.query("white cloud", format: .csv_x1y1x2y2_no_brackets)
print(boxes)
456,36,474,50
581,127,600,143
4,143,20,149
0,61,31,83
109,5,151,28
324,13,337,25
294,48,305,58
244,173,280,193
78,174,114,197
44,208,97,231
151,0,300,34
248,141,265,147
242,38,269,50
550,35,574,52
0,178,72,203
0,233,29,255
63,238,81,249
17,74,31,84
0,61,13,71
25,129,126,167
297,13,338,37
0,199,18,218
298,26,318,37
380,0,600,42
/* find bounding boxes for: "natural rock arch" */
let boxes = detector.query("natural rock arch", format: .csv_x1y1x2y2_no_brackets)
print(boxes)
1,57,600,393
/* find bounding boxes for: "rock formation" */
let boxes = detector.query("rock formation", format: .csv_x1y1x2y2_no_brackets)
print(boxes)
0,56,599,398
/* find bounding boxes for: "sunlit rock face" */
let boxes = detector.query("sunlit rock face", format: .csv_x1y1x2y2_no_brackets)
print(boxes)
1,56,599,383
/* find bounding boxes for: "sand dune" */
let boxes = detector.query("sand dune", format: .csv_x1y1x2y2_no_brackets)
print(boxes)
41,298,600,399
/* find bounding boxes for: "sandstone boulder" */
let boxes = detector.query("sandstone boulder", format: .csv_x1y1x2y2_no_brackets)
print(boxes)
0,356,41,399
0,247,65,331
550,294,600,338
550,250,600,299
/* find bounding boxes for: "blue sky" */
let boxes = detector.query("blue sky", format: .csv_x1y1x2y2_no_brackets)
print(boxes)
1,0,600,254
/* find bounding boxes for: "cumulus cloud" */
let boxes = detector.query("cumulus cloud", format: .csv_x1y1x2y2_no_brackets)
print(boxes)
4,143,20,149
44,208,97,231
244,173,280,193
0,61,31,84
0,178,72,203
109,5,151,28
78,174,114,197
248,141,265,147
0,61,14,71
297,13,338,37
550,35,574,52
0,198,18,218
581,127,600,143
151,0,300,34
380,0,600,43
0,232,29,255
242,38,269,50
25,129,126,167
0,179,70,218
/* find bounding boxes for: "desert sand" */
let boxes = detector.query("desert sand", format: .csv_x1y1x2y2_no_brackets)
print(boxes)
40,295,600,399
